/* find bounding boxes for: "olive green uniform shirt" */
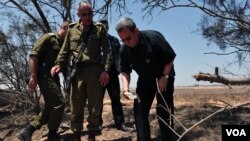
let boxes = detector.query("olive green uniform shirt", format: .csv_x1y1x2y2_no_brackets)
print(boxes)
30,32,64,73
29,32,65,130
55,21,111,71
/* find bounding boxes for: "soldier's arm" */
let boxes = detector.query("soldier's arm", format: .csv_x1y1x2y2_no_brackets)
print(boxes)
51,37,70,76
100,25,112,72
55,29,71,70
29,56,39,78
28,56,39,92
30,34,51,58
98,24,111,86
28,34,51,91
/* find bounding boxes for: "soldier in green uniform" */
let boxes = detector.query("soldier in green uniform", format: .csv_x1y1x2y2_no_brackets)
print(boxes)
51,2,111,141
16,21,70,141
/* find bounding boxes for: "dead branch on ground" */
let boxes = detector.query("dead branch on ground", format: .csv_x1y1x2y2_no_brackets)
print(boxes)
192,67,250,85
0,104,13,113
155,78,250,141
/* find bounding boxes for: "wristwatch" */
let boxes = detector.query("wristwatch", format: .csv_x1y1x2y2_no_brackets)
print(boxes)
163,74,169,79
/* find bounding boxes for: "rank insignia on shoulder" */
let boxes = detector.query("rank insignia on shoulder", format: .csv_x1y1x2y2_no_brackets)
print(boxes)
47,33,56,36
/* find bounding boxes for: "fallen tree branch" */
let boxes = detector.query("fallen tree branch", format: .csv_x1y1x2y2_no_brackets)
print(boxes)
192,67,250,85
0,95,15,104
0,104,13,113
177,106,228,141
193,72,250,85
156,78,250,140
229,101,250,110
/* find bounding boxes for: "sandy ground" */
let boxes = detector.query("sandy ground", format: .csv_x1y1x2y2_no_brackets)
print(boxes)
1,85,250,141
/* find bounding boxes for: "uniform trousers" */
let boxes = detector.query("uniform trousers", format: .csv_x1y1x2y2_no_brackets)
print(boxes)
31,73,65,131
134,78,175,141
70,63,103,132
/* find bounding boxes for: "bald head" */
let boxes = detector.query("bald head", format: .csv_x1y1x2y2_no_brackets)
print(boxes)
78,2,92,12
77,2,93,26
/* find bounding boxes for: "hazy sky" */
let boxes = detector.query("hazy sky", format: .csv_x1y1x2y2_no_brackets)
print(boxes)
100,2,249,87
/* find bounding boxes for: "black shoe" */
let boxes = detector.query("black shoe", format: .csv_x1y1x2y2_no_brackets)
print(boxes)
87,124,102,131
96,125,102,135
98,125,102,132
73,131,81,141
88,130,96,141
87,124,102,135
16,124,35,141
117,124,131,132
47,130,61,141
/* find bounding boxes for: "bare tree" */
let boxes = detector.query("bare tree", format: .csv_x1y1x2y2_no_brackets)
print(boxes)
0,0,132,112
0,0,76,33
0,0,247,111
138,0,250,64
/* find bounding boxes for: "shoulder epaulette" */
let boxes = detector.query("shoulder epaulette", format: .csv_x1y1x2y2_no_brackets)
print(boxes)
47,32,56,36
69,22,76,28
95,22,103,26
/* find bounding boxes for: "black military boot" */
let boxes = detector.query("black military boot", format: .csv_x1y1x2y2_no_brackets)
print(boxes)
16,124,35,141
47,130,61,141
73,131,81,141
88,130,96,141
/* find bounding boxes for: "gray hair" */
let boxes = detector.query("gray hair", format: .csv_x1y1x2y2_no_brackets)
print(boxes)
115,17,136,32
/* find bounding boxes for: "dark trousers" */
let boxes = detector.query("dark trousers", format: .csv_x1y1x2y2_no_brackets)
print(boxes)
100,74,125,127
134,78,175,141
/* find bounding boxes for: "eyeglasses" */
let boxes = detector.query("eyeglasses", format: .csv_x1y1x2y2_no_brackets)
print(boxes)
80,12,92,17
121,36,132,43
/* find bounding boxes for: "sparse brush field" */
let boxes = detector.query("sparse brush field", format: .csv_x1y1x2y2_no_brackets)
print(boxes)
1,85,250,141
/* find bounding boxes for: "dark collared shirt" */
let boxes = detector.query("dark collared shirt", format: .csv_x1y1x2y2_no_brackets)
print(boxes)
108,34,121,76
120,30,176,83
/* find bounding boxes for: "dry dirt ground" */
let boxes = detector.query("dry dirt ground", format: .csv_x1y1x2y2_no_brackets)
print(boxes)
1,85,250,141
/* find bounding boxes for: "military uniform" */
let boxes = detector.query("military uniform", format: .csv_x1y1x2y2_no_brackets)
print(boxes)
30,32,65,131
55,21,111,132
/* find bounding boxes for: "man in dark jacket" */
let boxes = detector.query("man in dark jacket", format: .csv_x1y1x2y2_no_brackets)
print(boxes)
116,17,176,141
98,19,130,132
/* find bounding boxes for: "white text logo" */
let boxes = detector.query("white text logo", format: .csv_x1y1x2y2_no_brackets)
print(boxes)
226,129,246,136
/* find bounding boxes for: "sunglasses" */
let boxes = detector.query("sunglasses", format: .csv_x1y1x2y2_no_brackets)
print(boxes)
121,36,132,43
80,12,92,17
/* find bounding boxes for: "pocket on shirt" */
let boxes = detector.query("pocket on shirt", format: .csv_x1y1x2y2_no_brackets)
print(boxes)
70,36,81,51
88,34,101,55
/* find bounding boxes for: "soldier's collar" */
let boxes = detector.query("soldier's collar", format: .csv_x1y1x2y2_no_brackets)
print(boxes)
77,20,94,27
76,20,93,31
55,32,60,39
